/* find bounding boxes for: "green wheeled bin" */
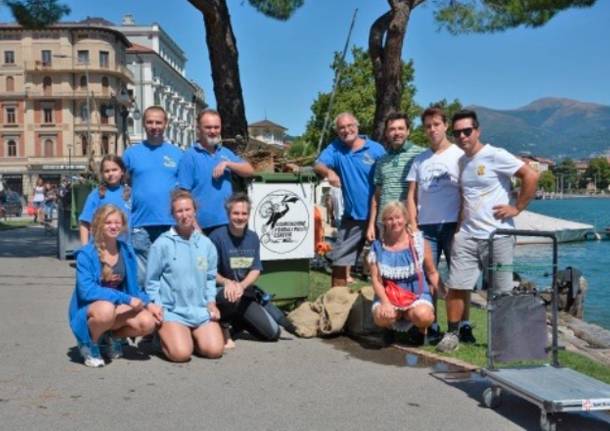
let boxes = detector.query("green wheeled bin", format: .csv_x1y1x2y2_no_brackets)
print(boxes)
248,172,317,306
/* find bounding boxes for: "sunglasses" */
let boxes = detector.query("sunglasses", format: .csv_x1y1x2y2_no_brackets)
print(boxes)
451,127,476,138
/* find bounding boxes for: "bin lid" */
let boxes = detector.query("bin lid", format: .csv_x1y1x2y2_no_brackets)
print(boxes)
252,171,318,183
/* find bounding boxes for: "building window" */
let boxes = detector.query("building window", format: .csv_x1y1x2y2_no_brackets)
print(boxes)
80,103,89,121
6,76,14,92
81,135,88,156
41,50,52,66
43,76,52,96
43,107,53,124
99,51,109,68
4,50,14,64
5,107,16,124
44,139,54,157
101,135,109,155
79,75,87,89
77,50,89,65
101,76,109,95
100,105,109,124
7,140,17,157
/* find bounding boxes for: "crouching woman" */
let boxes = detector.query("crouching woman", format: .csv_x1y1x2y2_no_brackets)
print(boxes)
68,204,157,368
145,190,224,362
369,201,439,344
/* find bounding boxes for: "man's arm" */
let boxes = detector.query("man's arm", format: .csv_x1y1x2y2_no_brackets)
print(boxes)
493,164,540,220
366,187,381,242
314,163,341,187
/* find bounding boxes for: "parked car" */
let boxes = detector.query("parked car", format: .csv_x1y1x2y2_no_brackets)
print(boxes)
0,190,23,217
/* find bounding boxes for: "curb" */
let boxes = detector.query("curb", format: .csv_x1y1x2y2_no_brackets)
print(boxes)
391,343,479,372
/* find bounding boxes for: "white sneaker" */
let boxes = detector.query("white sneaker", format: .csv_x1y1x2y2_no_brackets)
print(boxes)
79,343,105,368
435,332,459,353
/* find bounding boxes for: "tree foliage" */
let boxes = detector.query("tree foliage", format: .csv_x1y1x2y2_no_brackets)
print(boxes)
4,0,69,29
552,158,578,191
538,170,555,192
434,0,597,34
581,157,610,191
247,0,304,20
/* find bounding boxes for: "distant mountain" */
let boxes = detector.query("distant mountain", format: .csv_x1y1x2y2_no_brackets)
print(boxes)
468,98,610,160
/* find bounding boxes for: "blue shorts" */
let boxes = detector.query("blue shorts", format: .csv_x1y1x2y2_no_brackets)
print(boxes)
420,222,458,268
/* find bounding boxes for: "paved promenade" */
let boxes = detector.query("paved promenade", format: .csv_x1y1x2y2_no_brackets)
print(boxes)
0,226,608,430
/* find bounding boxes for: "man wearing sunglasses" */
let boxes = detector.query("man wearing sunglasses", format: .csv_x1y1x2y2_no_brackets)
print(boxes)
314,112,386,286
436,109,539,353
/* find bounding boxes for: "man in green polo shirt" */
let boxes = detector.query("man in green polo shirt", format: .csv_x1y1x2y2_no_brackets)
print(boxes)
366,112,425,241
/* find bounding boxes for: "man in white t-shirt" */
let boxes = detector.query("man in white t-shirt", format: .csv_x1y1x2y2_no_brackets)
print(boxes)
406,106,463,343
436,109,539,353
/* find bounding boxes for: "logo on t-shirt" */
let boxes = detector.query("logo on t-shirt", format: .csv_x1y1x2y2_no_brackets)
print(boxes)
477,164,486,176
420,162,456,193
196,256,207,272
163,155,177,168
230,257,254,269
362,152,375,166
253,190,309,255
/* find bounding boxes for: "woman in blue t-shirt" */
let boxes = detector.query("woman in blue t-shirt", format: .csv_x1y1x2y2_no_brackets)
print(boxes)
368,201,440,345
79,155,131,245
209,193,280,348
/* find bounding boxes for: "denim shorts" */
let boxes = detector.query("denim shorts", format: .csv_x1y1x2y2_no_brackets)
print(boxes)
419,222,458,267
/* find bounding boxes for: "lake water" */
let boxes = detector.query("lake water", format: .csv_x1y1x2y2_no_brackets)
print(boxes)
522,198,610,329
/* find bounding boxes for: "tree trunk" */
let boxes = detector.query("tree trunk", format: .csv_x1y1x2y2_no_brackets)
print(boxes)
188,0,249,144
369,0,420,142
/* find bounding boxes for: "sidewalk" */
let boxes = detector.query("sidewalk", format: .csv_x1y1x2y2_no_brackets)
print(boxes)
0,227,608,430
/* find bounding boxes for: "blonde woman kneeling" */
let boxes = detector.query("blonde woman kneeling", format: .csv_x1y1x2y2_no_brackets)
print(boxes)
369,201,439,345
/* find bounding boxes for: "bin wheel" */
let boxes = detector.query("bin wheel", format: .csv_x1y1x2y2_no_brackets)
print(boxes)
540,412,557,431
483,386,502,409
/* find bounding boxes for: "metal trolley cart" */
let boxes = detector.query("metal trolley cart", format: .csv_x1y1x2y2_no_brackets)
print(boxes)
480,229,610,431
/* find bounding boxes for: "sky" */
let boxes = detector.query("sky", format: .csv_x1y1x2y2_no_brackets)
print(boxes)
2,0,609,136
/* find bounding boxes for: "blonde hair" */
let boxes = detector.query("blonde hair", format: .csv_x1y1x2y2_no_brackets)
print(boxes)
380,201,409,235
90,204,127,282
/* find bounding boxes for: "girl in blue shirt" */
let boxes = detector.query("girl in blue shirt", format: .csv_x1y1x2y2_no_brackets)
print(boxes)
79,155,131,245
68,204,158,368
145,190,224,362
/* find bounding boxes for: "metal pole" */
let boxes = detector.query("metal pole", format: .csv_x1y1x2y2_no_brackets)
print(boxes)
313,8,358,157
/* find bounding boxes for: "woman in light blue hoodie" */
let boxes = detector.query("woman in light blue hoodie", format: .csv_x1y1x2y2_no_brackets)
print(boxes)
145,190,224,362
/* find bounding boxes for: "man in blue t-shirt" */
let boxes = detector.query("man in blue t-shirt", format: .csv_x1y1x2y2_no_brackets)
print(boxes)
122,106,182,288
178,109,254,235
314,112,386,287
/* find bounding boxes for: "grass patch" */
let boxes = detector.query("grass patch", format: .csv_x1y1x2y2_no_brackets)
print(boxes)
0,219,35,230
309,269,610,385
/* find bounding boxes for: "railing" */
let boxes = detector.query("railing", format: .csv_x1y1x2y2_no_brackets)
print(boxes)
24,60,133,80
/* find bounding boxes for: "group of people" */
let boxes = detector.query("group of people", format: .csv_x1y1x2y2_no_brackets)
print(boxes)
31,178,58,224
68,106,280,368
67,102,539,368
314,108,539,351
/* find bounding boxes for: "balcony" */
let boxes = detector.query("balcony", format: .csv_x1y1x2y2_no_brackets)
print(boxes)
24,60,133,82
25,89,115,100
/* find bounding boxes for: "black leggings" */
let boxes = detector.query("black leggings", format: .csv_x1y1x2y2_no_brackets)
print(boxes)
216,287,280,341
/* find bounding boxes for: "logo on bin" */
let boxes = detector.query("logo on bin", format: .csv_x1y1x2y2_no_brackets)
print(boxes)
253,189,309,254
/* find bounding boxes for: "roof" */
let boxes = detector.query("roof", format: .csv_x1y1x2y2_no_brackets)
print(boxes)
126,43,155,54
248,119,287,131
0,18,131,47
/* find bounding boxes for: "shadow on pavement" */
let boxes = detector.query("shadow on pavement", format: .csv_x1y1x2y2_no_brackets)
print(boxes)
0,226,57,258
67,344,155,366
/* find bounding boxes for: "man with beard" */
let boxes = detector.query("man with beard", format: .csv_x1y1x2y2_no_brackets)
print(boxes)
178,109,254,235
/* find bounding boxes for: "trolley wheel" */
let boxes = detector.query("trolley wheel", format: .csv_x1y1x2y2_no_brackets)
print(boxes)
540,411,557,431
482,386,502,409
